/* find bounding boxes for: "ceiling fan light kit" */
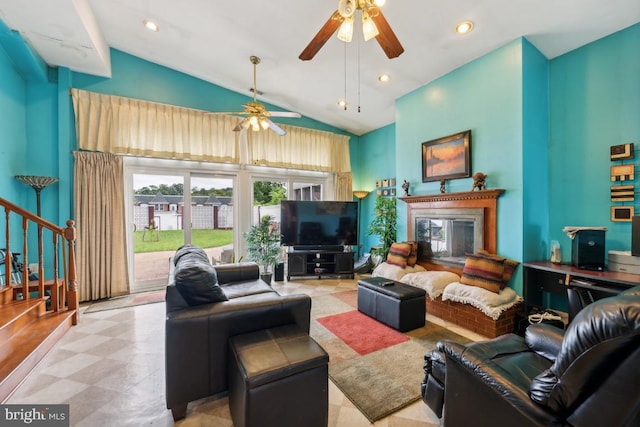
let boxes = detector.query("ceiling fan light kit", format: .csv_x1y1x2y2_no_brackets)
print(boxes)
218,55,300,136
337,15,354,42
299,0,404,61
361,10,379,41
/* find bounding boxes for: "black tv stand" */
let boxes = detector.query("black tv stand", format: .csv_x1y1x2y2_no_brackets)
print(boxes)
290,245,345,253
287,248,354,280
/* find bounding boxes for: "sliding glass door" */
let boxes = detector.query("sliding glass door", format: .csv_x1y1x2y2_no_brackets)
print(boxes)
124,159,332,292
126,163,236,293
131,173,185,292
190,175,235,263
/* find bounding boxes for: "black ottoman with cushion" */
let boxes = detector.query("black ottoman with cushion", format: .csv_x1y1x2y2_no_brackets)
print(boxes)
357,276,426,332
228,325,329,427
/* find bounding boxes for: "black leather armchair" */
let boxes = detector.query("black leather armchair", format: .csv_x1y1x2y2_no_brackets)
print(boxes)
165,254,312,421
430,286,640,427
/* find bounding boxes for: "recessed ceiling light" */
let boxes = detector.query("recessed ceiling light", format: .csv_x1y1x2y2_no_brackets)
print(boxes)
338,100,347,109
143,19,159,32
455,21,473,34
378,74,390,82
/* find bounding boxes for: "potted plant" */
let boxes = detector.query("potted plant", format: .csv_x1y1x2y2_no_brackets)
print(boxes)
367,196,397,260
244,215,282,284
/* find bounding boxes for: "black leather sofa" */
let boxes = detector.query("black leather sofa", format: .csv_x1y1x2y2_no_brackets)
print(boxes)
165,245,312,421
423,285,640,427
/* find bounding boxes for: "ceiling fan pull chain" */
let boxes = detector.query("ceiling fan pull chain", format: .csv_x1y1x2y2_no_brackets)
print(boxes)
357,34,361,113
343,42,348,110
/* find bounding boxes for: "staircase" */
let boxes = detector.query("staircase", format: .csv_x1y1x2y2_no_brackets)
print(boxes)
0,197,78,401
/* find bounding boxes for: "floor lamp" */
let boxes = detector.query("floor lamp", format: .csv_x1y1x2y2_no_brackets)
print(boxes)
15,176,60,271
15,175,59,217
353,190,369,259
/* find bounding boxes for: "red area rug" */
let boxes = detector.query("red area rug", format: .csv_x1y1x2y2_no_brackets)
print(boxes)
316,310,409,355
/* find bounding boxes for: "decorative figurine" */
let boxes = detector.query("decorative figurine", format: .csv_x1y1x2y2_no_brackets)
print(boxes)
440,179,446,194
402,180,410,196
471,172,488,191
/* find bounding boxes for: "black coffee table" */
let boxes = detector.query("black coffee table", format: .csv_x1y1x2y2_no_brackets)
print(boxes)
357,276,426,332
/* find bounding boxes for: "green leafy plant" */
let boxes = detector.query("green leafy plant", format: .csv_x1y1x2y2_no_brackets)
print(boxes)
367,196,397,260
244,215,282,275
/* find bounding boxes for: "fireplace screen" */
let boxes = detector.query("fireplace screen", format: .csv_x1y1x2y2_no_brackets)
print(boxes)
413,208,484,266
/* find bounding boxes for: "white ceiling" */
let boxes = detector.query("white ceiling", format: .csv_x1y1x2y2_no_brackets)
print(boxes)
1,0,639,135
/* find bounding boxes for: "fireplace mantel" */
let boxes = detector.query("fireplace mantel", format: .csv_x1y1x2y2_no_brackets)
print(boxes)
400,189,505,273
399,189,504,204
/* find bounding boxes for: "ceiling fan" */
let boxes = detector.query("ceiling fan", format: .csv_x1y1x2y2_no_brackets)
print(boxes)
299,0,404,61
223,56,301,136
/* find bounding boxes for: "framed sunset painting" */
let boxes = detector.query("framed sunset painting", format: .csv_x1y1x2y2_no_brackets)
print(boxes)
422,130,471,182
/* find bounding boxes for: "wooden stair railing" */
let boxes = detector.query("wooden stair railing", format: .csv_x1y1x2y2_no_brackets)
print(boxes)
0,197,79,401
0,197,78,323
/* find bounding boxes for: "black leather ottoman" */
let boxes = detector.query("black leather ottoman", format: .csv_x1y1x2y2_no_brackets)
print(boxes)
228,325,329,427
357,276,426,332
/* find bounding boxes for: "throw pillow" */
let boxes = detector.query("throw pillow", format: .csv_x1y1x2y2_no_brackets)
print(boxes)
477,249,520,289
174,257,228,306
173,244,209,266
404,240,418,266
460,253,504,293
386,242,412,268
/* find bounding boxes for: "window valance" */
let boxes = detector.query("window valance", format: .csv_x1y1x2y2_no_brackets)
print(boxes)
71,88,239,163
70,89,351,173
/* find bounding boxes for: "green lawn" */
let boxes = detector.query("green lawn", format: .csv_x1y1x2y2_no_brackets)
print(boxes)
134,229,233,253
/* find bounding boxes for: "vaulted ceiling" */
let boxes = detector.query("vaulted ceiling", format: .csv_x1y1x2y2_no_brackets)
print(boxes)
1,0,638,135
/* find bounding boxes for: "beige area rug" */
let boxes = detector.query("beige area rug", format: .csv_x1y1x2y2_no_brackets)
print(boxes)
83,289,166,313
310,291,472,423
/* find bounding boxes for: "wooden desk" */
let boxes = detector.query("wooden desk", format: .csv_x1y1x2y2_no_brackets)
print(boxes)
523,261,640,316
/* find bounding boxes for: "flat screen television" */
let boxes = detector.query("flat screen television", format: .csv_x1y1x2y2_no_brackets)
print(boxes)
280,200,358,248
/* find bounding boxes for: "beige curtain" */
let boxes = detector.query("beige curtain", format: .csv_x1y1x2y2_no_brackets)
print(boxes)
335,172,353,201
71,88,239,163
247,123,351,172
74,151,129,301
71,89,352,174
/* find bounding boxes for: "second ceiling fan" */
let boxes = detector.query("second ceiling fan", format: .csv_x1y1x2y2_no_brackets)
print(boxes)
222,56,301,136
299,0,404,61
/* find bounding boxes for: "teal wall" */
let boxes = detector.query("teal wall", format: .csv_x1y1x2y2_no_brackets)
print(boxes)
394,39,525,290
549,23,640,258
522,39,550,262
355,124,396,253
0,22,39,251
0,23,29,207
354,24,639,296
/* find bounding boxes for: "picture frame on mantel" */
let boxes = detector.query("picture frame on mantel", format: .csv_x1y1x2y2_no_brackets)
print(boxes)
422,130,472,182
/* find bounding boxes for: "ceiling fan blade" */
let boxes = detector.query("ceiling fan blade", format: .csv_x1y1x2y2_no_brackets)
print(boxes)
233,118,250,132
369,7,404,59
265,119,287,136
299,10,343,61
269,111,301,118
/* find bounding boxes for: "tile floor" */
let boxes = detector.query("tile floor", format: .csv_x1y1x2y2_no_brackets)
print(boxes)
6,277,486,426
